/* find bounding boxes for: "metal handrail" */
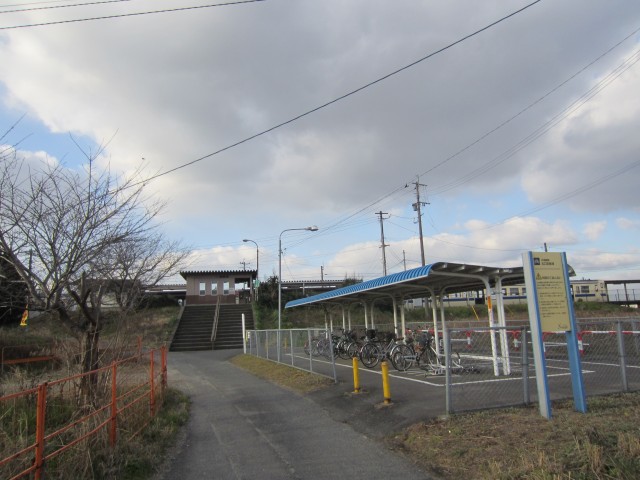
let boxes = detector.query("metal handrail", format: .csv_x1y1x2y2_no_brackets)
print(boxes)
210,297,221,345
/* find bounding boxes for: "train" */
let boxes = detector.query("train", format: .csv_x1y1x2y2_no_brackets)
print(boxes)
405,279,626,308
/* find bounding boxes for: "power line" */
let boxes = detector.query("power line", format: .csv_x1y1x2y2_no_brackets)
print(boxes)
0,0,265,30
125,1,542,186
430,46,640,196
0,0,134,14
420,23,640,183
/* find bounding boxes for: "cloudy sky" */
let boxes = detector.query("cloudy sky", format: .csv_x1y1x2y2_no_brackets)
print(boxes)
1,0,640,288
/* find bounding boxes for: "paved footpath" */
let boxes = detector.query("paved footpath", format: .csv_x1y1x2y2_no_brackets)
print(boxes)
157,349,433,480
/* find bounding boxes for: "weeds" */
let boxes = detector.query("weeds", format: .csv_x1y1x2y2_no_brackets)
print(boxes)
395,392,640,479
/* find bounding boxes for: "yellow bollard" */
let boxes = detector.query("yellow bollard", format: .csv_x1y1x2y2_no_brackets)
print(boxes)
352,356,361,393
381,360,392,404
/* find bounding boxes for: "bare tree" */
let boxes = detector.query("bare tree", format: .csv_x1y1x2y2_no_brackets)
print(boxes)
0,151,189,389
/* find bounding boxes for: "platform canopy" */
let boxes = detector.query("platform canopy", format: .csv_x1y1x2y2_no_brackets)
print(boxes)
285,262,532,309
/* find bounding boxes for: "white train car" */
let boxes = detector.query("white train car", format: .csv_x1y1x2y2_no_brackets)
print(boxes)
406,279,609,309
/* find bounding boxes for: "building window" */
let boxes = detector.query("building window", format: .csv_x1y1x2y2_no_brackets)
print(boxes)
580,286,590,294
199,282,206,296
223,281,230,295
509,288,520,296
211,282,218,295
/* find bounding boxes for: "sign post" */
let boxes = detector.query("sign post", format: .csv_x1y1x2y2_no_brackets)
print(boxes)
522,251,587,418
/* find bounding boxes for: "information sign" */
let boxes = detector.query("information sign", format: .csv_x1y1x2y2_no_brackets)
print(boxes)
531,252,571,332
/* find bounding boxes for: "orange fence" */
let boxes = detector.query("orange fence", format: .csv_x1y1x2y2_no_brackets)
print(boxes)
0,345,167,480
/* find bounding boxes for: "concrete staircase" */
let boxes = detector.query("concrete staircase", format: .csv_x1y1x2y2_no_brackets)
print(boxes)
213,304,254,350
170,304,255,351
170,305,214,351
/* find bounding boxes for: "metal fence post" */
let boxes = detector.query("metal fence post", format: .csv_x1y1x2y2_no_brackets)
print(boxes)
521,327,530,405
266,331,269,360
328,330,338,383
34,382,47,480
616,320,629,392
444,327,452,415
308,329,313,373
110,363,118,447
290,330,294,366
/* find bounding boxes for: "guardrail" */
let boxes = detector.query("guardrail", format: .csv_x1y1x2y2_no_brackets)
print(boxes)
0,346,168,480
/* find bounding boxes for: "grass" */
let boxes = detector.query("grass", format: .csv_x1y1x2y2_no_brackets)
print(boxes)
231,354,640,480
0,306,187,479
114,388,191,480
230,354,334,394
393,393,640,479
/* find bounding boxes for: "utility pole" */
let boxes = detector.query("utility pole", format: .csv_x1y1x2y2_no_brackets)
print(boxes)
376,211,390,276
239,260,248,270
412,176,429,266
321,265,324,282
402,250,407,271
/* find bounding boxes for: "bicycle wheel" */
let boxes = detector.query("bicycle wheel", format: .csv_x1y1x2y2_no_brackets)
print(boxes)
317,338,331,359
337,340,351,360
426,347,440,370
347,341,362,359
391,344,415,371
359,343,380,368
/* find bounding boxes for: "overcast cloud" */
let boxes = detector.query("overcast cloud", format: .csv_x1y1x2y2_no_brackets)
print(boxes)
1,0,639,283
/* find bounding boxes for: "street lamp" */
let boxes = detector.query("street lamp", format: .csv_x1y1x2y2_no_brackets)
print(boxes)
278,226,318,330
243,239,259,302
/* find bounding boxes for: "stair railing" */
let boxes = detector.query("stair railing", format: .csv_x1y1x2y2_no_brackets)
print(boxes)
210,297,221,347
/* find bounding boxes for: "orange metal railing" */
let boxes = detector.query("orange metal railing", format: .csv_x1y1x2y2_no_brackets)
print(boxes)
0,345,168,480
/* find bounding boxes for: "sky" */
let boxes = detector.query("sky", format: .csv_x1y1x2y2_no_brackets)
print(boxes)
1,0,640,292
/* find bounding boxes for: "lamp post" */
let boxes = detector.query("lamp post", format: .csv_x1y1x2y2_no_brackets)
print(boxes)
278,226,318,330
243,239,259,302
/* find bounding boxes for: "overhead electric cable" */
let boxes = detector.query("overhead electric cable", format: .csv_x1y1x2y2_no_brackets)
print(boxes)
430,46,640,195
122,0,542,186
0,0,133,14
0,0,265,29
420,23,640,180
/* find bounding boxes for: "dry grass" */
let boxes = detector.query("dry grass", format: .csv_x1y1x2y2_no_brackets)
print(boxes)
229,354,334,394
392,392,640,480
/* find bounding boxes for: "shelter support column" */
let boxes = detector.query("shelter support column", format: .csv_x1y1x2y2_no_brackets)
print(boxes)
363,301,369,330
484,279,500,376
438,295,446,357
370,302,376,329
495,278,511,375
400,298,406,340
342,306,346,331
392,297,398,338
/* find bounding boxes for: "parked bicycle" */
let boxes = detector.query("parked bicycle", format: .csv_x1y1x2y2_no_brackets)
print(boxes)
359,330,414,371
404,328,466,374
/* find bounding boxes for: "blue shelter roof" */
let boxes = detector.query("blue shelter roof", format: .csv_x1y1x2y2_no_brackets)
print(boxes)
285,261,527,309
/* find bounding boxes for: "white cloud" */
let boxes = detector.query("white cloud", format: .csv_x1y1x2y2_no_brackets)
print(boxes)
616,217,640,230
2,1,640,283
583,221,607,241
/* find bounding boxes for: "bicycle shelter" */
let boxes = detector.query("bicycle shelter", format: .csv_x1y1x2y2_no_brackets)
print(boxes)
286,262,537,376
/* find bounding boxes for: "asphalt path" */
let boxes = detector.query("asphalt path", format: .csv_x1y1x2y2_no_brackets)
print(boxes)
157,349,434,480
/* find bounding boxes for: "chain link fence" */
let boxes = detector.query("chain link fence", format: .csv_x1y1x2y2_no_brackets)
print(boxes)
245,317,640,416
246,329,338,382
